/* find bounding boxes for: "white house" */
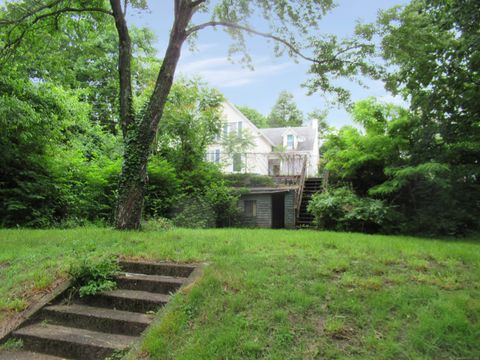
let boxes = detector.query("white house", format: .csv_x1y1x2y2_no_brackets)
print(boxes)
207,101,319,177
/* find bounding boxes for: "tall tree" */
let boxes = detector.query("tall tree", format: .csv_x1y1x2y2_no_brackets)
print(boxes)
0,3,158,134
236,105,268,128
155,80,223,173
1,0,376,229
268,90,304,127
374,0,480,234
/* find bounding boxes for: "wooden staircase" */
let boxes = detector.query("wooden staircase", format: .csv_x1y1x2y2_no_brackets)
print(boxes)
296,178,322,227
1,261,197,360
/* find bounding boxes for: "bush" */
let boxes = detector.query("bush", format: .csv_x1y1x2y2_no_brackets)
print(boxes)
144,157,180,218
204,184,242,227
308,187,389,233
223,173,274,188
142,217,175,231
68,256,120,297
171,194,216,228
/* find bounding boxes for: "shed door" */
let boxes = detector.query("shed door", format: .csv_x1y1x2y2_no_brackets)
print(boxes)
271,193,285,228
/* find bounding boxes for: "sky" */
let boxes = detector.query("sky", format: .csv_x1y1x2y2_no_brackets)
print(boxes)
127,0,409,128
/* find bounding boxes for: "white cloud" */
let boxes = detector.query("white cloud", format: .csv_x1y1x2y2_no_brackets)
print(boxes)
176,56,291,88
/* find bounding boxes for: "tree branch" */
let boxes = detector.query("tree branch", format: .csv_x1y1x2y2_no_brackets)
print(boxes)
0,5,113,26
186,21,320,64
1,6,113,56
0,0,64,25
190,0,207,8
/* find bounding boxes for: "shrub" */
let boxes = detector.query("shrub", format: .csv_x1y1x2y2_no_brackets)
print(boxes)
308,187,389,233
68,256,120,297
223,173,274,188
142,217,175,231
144,157,180,218
171,194,216,228
205,184,242,227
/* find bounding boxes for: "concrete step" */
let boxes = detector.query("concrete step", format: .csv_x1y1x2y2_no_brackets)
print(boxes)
0,351,65,360
42,304,153,336
116,273,185,294
119,260,195,278
13,324,135,360
85,289,170,313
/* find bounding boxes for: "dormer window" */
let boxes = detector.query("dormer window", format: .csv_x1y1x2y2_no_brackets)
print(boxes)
287,134,295,149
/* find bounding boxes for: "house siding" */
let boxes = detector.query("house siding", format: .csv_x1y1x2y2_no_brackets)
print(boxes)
239,194,272,228
238,190,296,229
284,190,295,229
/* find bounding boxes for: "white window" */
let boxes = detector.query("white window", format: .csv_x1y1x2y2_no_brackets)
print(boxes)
215,149,221,163
287,134,295,149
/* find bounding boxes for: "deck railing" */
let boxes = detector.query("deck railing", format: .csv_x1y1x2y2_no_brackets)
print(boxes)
295,156,308,220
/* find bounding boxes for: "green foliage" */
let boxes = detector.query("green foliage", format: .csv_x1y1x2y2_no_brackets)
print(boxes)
236,105,268,128
172,165,241,229
156,80,223,173
204,184,242,228
144,158,180,219
220,129,255,173
223,174,275,188
268,91,304,127
308,187,389,233
0,3,159,134
0,72,125,228
321,96,480,236
172,195,216,229
141,217,175,232
0,338,23,351
69,256,119,298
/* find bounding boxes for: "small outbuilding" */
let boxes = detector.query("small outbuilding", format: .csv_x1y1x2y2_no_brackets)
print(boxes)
238,187,296,229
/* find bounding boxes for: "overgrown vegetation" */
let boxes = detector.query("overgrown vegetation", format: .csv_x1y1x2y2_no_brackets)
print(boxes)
224,173,275,188
68,256,120,297
308,187,389,233
0,228,478,359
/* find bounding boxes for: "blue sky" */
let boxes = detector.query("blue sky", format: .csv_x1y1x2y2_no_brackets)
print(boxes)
127,0,409,128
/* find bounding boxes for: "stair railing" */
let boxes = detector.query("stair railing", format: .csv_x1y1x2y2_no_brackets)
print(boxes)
295,156,308,221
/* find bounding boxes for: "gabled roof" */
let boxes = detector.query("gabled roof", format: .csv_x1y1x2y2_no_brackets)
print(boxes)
260,126,316,151
223,101,275,147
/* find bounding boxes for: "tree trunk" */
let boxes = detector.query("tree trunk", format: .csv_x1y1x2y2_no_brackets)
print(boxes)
114,0,194,229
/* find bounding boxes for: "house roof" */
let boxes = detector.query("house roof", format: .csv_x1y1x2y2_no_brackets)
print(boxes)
223,101,275,147
260,127,316,151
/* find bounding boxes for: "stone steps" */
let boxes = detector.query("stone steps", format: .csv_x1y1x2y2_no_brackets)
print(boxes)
42,304,153,336
3,260,197,360
116,273,185,294
84,289,170,313
0,350,65,359
14,324,134,360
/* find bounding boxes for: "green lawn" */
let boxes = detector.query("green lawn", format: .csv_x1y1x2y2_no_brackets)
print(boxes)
0,228,479,359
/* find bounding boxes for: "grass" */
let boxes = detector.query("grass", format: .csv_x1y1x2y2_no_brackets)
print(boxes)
0,227,479,359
